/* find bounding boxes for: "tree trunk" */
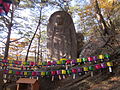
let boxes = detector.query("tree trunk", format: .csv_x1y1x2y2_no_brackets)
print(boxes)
37,29,41,62
25,7,42,61
4,5,14,60
0,71,4,90
4,25,12,59
34,48,37,62
94,0,109,36
25,26,39,61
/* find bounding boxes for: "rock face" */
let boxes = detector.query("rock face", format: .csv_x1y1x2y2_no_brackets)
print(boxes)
79,39,104,57
76,32,84,58
47,11,77,60
79,32,120,58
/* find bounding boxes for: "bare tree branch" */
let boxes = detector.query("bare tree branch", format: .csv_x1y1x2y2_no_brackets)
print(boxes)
9,36,25,43
0,40,6,45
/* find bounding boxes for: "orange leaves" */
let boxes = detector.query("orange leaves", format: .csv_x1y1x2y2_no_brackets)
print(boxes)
8,39,29,61
11,41,28,48
85,5,93,10
8,57,15,60
17,43,25,47
10,38,17,41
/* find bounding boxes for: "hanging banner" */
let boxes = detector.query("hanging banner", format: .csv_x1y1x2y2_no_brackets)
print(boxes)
0,54,113,80
0,54,111,67
0,0,12,16
1,61,113,78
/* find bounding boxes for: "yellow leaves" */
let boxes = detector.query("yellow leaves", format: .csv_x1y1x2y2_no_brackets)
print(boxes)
83,29,94,36
78,6,93,18
108,0,117,3
78,13,82,16
98,0,115,10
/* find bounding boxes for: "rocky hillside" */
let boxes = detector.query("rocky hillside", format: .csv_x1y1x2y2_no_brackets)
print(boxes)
39,58,120,90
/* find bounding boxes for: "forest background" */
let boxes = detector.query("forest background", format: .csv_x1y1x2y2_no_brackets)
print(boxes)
0,0,120,62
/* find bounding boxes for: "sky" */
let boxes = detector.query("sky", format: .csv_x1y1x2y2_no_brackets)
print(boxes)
0,0,90,44
0,0,90,58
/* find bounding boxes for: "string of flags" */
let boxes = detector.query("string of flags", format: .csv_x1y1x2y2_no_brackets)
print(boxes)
1,62,113,79
0,54,114,81
0,0,12,15
0,54,110,67
0,0,20,16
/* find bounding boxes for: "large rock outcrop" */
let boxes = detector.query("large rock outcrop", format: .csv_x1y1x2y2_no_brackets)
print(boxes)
47,11,77,60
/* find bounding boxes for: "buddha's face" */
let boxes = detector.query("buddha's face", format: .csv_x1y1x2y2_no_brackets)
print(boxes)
54,15,64,26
